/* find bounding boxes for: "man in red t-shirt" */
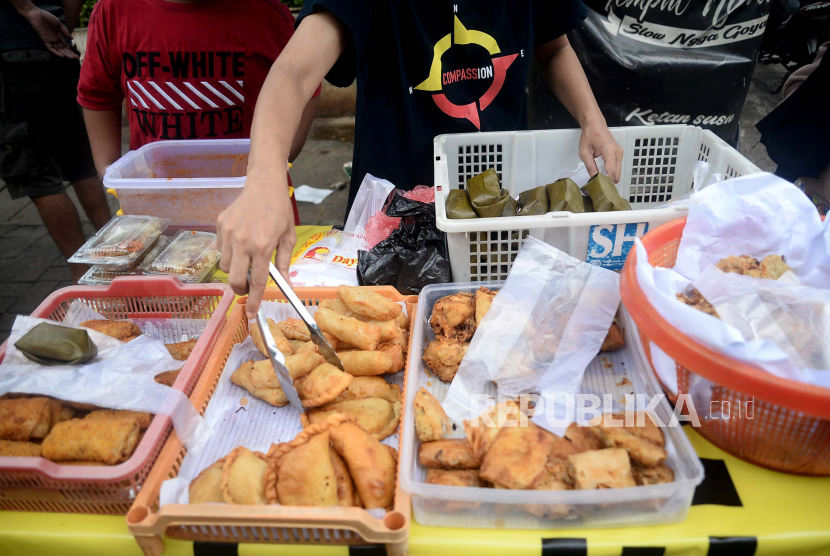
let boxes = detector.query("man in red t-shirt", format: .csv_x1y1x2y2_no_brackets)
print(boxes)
77,0,319,223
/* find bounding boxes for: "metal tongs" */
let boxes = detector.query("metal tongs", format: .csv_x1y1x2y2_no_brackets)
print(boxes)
251,262,343,413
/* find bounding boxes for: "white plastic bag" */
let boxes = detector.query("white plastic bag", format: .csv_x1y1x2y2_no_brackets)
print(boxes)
343,173,396,234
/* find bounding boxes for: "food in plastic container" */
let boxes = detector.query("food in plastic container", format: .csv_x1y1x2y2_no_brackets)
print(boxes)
149,231,220,283
79,236,170,286
516,186,549,216
546,178,585,213
582,174,632,212
468,168,510,217
446,189,478,219
69,215,169,269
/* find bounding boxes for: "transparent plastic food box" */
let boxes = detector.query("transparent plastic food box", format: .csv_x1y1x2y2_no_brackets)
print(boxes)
69,215,169,269
399,282,705,530
79,236,171,286
148,231,219,283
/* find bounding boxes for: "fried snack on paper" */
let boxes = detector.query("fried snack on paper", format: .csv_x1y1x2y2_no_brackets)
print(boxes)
220,446,268,504
422,336,469,382
338,350,395,376
759,254,791,279
154,369,181,387
295,363,353,408
419,439,481,470
42,417,140,465
588,414,667,467
0,439,43,457
230,360,288,407
429,292,476,341
314,308,381,352
475,287,496,327
568,448,636,490
396,311,409,331
565,423,603,453
336,286,403,321
463,400,522,460
424,469,483,513
676,289,718,317
0,397,61,440
329,445,360,507
601,322,625,352
327,376,400,404
305,398,401,440
79,319,141,341
329,417,397,510
413,388,450,442
276,317,311,342
478,423,554,490
249,353,326,389
85,409,153,430
319,298,357,317
58,404,76,422
189,457,226,504
633,462,675,485
272,432,340,506
249,318,294,357
165,339,198,361
123,335,141,342
386,328,409,355
716,254,792,279
378,342,405,373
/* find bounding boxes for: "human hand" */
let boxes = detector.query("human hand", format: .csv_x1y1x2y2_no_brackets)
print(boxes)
579,120,623,183
217,170,296,319
23,8,78,59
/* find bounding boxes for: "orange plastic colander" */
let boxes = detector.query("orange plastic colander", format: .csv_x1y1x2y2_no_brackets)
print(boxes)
620,217,830,476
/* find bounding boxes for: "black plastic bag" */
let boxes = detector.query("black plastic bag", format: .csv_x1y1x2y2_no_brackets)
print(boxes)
357,193,452,294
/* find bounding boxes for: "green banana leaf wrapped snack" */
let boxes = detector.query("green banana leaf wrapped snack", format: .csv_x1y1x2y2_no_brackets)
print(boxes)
468,168,510,217
500,195,518,217
446,189,478,219
583,194,595,213
582,174,632,212
14,323,98,365
516,186,549,216
546,178,585,213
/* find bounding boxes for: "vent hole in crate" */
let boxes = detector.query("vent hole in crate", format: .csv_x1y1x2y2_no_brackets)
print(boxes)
698,143,710,162
628,136,678,205
468,229,529,281
457,144,503,189
725,165,740,179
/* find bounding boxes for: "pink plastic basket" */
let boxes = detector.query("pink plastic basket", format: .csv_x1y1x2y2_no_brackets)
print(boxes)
0,276,233,514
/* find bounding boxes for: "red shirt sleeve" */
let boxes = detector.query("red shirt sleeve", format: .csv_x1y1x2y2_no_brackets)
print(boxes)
77,0,123,111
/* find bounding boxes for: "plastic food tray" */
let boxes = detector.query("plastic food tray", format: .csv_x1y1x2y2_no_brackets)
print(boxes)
80,236,171,286
433,125,760,279
399,282,704,530
148,231,219,283
127,286,417,556
621,217,830,475
0,277,234,514
69,215,170,269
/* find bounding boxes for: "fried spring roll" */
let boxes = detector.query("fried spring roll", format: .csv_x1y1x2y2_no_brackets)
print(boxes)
337,351,395,376
42,417,140,465
313,308,381,352
80,319,141,340
277,318,311,342
85,409,153,431
336,286,402,321
0,397,61,441
377,342,405,372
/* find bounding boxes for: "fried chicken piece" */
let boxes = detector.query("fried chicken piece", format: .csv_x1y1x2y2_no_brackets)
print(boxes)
189,457,226,504
0,439,43,457
479,423,554,490
632,462,675,485
430,292,476,341
413,388,450,442
422,335,469,382
475,287,496,327
568,448,636,490
601,322,625,352
676,289,718,317
419,439,481,470
80,319,141,341
154,369,181,387
165,339,198,361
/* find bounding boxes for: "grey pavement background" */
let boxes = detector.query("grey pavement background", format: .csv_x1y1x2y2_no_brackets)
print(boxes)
0,61,788,344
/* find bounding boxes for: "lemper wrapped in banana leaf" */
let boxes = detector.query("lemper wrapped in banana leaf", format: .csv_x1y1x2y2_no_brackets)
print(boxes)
468,168,509,217
582,174,632,212
14,323,98,366
516,186,549,216
500,195,518,217
446,189,478,219
546,178,585,213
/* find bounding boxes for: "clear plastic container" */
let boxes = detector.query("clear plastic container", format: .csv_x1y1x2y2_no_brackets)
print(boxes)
69,215,169,269
148,231,219,283
399,282,705,530
79,236,170,286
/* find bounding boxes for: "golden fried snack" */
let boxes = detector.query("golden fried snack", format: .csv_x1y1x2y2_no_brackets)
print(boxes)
295,363,353,408
189,457,226,504
154,369,181,387
419,439,481,470
165,339,198,361
321,300,399,341
248,353,326,389
564,423,603,452
463,400,522,460
430,292,476,341
422,336,468,382
0,439,43,457
305,398,401,440
314,308,381,352
568,448,636,490
250,318,294,357
0,397,61,441
296,341,320,354
329,445,359,507
610,412,665,446
42,417,140,465
338,350,395,376
277,318,311,342
328,376,400,404
676,289,718,317
475,287,496,326
58,405,76,422
396,311,409,331
63,401,100,411
274,432,339,506
329,417,397,509
377,342,405,372
413,387,450,442
633,462,675,485
336,286,402,321
230,360,288,407
85,409,153,430
426,468,481,487
478,423,554,490
80,319,141,340
386,328,409,355
524,476,573,519
760,254,791,279
588,414,667,467
601,322,625,352
220,446,268,504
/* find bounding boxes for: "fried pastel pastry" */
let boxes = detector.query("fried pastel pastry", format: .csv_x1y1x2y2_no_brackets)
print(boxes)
79,319,141,341
336,286,402,321
274,317,311,342
165,339,198,361
328,376,400,404
0,439,43,457
249,318,294,357
314,308,381,352
429,292,476,341
42,417,140,465
231,360,288,407
329,445,359,507
377,342,405,372
413,387,450,442
478,423,554,490
220,446,268,504
304,398,401,440
588,414,667,467
463,400,523,460
568,448,636,490
0,397,61,441
154,369,181,387
338,350,395,376
189,457,226,504
273,432,339,506
249,353,326,389
422,336,469,382
58,405,76,422
564,422,603,453
601,322,625,352
295,363,353,408
85,409,153,430
475,287,496,327
319,301,399,342
419,439,481,470
329,417,397,509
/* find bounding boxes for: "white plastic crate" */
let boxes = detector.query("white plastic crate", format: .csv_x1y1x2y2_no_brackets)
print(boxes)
434,126,759,279
399,282,705,530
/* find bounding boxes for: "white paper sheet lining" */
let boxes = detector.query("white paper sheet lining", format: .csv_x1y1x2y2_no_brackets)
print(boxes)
159,299,406,517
